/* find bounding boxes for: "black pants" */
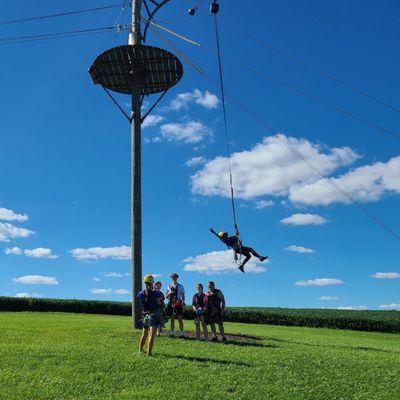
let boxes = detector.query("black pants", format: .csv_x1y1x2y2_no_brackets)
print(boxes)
235,246,263,268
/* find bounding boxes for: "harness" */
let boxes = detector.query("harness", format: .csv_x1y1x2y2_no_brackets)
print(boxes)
168,284,182,309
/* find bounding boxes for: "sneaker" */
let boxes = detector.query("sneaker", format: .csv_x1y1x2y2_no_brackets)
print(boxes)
179,334,185,339
211,337,218,342
222,337,227,343
238,265,245,273
169,333,174,338
260,256,268,262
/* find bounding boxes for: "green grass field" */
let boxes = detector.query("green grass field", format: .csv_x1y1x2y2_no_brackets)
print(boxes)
1,312,399,400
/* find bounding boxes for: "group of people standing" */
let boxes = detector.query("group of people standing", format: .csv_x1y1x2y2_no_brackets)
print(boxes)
137,272,226,356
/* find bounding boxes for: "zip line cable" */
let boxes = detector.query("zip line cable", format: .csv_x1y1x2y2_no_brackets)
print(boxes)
212,11,240,234
193,42,400,141
225,24,400,115
0,4,122,27
149,24,400,244
0,27,114,46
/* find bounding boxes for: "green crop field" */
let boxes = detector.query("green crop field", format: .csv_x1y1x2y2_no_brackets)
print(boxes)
1,312,399,400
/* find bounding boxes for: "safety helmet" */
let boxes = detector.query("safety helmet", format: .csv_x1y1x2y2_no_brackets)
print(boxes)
143,274,154,284
218,231,227,238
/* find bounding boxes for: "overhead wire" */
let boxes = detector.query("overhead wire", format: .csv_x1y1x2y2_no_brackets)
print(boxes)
225,23,400,115
0,27,115,46
0,4,122,27
191,39,400,141
148,24,400,244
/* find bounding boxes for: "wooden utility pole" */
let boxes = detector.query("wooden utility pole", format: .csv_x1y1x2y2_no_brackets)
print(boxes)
130,0,142,329
89,0,182,330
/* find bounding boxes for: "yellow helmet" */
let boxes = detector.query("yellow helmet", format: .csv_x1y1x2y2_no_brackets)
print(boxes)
143,274,154,284
218,231,227,238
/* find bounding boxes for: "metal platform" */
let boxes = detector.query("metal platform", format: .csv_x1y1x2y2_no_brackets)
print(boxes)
89,44,183,95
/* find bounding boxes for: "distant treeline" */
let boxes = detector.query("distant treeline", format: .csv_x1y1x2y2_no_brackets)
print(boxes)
1,296,399,333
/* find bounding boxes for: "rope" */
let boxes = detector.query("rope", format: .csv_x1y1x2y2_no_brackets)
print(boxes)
212,11,239,235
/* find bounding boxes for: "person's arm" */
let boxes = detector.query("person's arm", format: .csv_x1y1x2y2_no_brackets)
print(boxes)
219,291,226,312
192,294,196,311
181,285,185,305
210,227,220,239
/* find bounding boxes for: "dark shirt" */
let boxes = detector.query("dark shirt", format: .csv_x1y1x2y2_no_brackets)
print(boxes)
137,289,162,313
221,235,240,249
192,292,206,308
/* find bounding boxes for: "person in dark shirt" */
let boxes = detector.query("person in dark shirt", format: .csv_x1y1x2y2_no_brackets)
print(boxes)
205,281,226,342
154,281,166,336
210,227,268,272
137,275,163,356
192,283,208,341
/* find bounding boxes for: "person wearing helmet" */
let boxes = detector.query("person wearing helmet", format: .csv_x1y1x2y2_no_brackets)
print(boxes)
205,281,226,342
192,283,208,341
137,274,164,356
210,227,268,273
165,273,186,338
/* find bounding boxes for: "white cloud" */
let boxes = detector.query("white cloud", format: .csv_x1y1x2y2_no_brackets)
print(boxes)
371,272,400,279
0,223,34,242
254,200,274,209
5,247,58,259
281,213,328,226
24,248,58,259
191,135,360,199
194,90,219,109
13,275,58,285
167,89,219,111
147,273,162,279
15,292,43,298
104,272,124,278
379,303,400,310
0,207,28,222
115,289,130,295
93,277,101,282
295,278,344,286
289,156,400,205
185,156,207,167
320,296,339,301
160,121,212,144
183,250,267,275
142,114,165,129
90,288,113,294
285,245,315,254
71,245,131,260
338,306,368,311
5,246,23,255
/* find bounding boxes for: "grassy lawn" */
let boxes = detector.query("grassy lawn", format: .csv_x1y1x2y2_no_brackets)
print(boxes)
1,312,399,400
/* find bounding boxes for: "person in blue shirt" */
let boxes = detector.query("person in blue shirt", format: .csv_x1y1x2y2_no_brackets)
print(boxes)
137,274,163,356
210,227,268,273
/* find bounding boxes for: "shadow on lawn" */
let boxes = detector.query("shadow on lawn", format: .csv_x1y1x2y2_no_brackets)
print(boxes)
162,353,253,367
265,337,393,353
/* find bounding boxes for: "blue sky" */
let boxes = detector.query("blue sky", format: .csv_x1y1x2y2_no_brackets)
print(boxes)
1,0,399,310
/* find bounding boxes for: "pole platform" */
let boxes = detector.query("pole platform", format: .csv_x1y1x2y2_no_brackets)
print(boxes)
89,44,183,95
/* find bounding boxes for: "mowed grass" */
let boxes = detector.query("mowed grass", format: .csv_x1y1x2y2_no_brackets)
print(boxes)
1,313,399,400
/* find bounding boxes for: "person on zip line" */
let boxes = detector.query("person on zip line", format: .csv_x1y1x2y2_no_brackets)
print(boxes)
210,227,268,273
137,274,164,356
